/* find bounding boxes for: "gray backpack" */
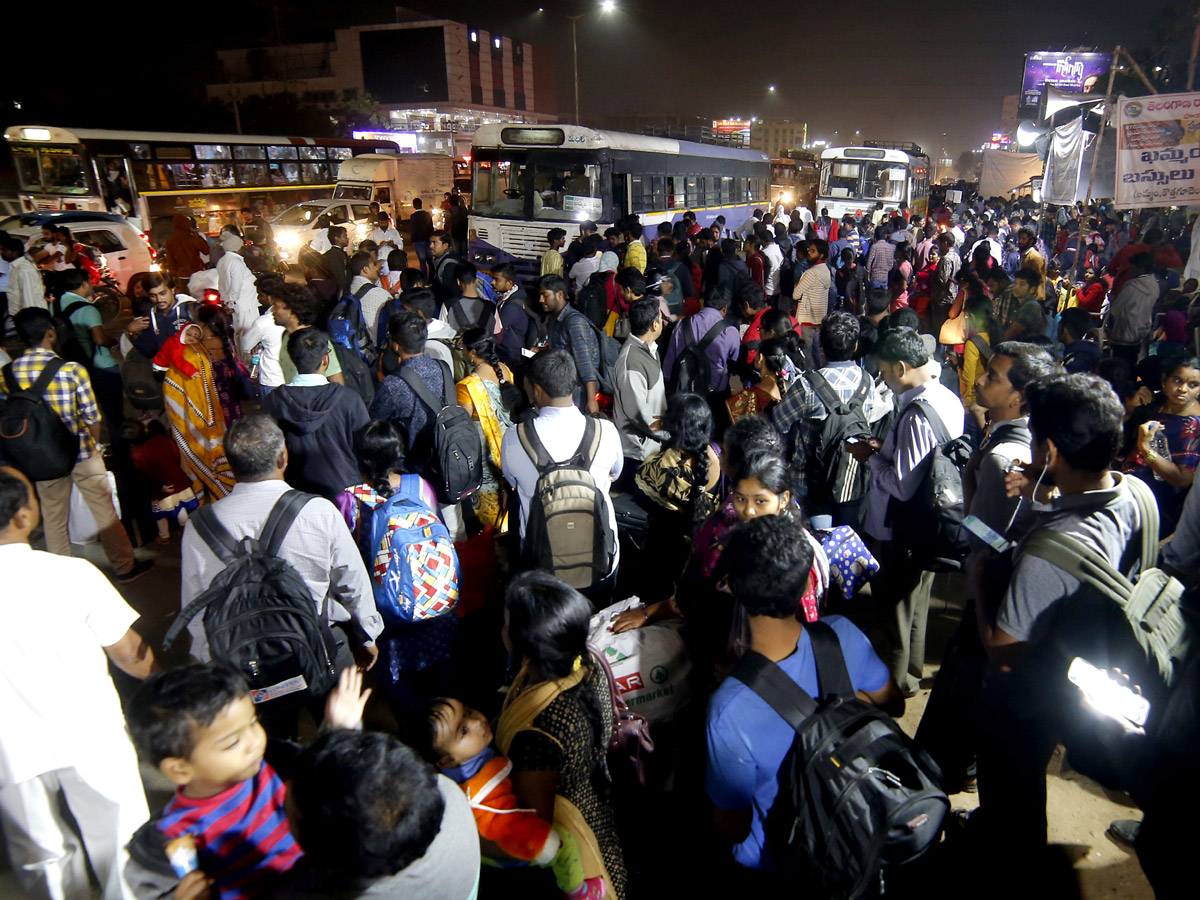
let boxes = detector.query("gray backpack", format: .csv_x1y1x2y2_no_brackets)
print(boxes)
1020,475,1190,686
518,417,615,590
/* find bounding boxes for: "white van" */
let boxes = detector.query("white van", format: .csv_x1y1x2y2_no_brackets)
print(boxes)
333,154,455,223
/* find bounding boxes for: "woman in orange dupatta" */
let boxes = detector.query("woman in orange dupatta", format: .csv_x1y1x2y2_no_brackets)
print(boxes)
454,328,517,532
156,315,238,501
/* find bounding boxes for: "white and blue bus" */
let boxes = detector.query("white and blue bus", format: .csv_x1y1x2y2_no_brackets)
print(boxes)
817,142,931,222
468,124,769,277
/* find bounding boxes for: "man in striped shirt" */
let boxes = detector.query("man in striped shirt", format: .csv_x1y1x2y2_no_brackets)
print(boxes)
9,308,148,581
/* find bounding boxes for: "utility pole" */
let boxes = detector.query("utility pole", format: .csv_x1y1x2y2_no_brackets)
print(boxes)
569,15,582,124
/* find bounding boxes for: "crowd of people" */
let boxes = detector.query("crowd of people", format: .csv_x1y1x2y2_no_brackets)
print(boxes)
1,191,1198,900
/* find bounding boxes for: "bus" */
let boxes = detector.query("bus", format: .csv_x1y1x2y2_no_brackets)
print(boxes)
3,125,395,244
817,142,931,221
468,125,769,278
769,155,819,212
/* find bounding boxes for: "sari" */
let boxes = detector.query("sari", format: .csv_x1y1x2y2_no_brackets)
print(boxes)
457,370,513,531
161,340,236,501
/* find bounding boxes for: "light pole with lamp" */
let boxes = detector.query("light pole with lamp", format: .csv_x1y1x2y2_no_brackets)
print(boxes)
553,0,616,125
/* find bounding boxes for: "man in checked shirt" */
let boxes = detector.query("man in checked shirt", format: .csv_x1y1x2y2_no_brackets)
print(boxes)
9,308,151,581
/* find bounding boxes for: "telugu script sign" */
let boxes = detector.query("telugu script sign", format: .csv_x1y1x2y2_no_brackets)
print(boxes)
1115,92,1200,209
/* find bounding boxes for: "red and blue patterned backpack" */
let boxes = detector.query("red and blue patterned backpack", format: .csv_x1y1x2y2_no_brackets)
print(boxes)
349,478,459,624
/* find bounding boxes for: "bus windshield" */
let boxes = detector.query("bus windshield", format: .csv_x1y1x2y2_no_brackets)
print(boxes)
13,146,91,195
863,162,907,202
473,150,605,221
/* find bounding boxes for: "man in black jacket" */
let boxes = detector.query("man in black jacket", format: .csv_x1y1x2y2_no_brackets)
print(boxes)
409,198,435,279
262,327,369,499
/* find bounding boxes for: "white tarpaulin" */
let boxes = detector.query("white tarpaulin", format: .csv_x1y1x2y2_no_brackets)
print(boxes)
1044,116,1086,204
980,149,1043,198
1115,91,1200,209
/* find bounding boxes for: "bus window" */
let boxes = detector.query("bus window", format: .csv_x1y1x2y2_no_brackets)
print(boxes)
234,146,266,160
236,163,270,187
196,145,231,160
328,147,354,161
472,157,529,217
268,146,299,160
685,176,700,208
40,150,90,195
537,162,602,219
300,163,330,184
630,175,646,212
13,149,40,192
197,164,235,188
721,177,733,204
820,161,861,199
299,147,327,161
650,176,665,211
269,162,301,185
864,163,906,202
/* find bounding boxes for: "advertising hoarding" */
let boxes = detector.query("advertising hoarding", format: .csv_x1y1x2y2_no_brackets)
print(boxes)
1115,91,1200,209
1021,52,1110,108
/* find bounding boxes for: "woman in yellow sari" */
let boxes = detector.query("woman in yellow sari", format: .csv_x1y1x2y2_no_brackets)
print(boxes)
156,306,242,501
455,327,518,531
496,572,626,900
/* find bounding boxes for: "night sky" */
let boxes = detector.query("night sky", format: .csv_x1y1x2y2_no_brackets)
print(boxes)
3,0,1187,158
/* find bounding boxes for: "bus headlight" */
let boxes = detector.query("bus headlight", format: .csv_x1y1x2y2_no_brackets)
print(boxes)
782,191,793,204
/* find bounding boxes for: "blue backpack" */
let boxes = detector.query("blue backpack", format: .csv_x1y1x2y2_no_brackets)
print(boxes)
328,283,374,363
375,295,404,351
356,476,460,624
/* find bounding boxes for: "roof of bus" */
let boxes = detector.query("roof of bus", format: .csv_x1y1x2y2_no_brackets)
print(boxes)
3,125,382,146
819,146,926,163
470,124,768,163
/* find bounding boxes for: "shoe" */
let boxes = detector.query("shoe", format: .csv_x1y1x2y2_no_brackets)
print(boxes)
116,559,154,584
564,876,606,900
1106,819,1141,850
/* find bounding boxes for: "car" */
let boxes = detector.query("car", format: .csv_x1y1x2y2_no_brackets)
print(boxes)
271,199,375,262
0,211,157,293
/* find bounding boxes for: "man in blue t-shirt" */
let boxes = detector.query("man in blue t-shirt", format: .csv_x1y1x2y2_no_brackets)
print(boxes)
706,513,901,872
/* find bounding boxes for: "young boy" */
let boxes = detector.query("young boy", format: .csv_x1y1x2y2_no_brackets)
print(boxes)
419,697,606,900
124,666,369,900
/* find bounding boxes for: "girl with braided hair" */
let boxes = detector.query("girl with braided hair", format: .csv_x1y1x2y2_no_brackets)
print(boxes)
725,335,793,423
456,327,519,531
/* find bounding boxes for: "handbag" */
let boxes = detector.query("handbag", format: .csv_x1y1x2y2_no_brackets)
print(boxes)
589,646,654,785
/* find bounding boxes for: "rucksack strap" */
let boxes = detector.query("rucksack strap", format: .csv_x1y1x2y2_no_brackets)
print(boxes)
968,334,992,361
399,363,452,413
572,416,601,469
806,367,866,418
353,283,374,301
1020,530,1133,608
260,490,317,557
1,363,14,393
516,420,553,471
808,620,857,699
732,651,819,731
906,397,953,445
27,357,67,398
59,300,91,320
696,318,729,352
189,504,243,565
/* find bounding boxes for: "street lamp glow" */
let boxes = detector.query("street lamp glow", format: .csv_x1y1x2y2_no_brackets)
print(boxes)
768,85,775,91
601,0,615,10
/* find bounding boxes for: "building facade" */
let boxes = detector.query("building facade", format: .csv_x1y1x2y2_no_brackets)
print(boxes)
749,119,806,159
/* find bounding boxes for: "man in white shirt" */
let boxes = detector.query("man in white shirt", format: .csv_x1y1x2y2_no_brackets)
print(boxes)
348,251,391,358
368,213,403,257
760,227,784,300
848,327,964,695
216,226,260,338
792,239,832,328
179,415,383,670
1,235,47,313
568,233,605,294
0,466,158,900
240,275,286,395
736,209,765,241
501,349,622,593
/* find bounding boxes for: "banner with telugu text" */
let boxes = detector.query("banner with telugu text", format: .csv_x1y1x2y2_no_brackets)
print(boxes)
1115,91,1200,209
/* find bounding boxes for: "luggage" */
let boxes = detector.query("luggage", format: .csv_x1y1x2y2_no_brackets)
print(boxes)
0,359,80,481
669,318,728,396
400,362,484,504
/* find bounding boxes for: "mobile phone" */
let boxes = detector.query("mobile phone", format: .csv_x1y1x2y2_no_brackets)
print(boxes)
961,514,1011,552
1068,657,1151,728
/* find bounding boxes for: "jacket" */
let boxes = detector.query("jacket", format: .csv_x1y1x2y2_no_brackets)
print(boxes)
163,216,209,281
262,381,369,498
614,334,666,460
458,756,558,863
1107,273,1159,346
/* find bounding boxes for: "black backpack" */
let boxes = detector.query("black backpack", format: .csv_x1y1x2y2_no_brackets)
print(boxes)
164,491,340,706
733,621,948,899
1,359,80,481
50,299,95,369
332,343,376,408
519,417,616,590
804,368,872,511
888,398,972,571
575,270,613,330
670,317,729,395
399,361,484,504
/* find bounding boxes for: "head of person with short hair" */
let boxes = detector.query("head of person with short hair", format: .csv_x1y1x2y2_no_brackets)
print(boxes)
1128,251,1154,278
720,238,739,259
454,261,479,295
537,274,569,316
604,227,621,249
0,233,25,262
288,327,332,377
1025,373,1123,483
1016,225,1037,252
704,284,733,315
819,310,860,363
0,466,39,544
546,228,567,250
490,263,518,296
1012,268,1040,301
876,326,931,396
60,267,92,298
808,239,829,263
350,250,379,281
628,296,663,343
388,310,428,360
864,287,891,322
975,341,1057,421
402,288,438,322
430,230,452,259
387,249,406,273
1058,307,1095,348
287,729,445,881
625,220,644,241
271,283,321,330
326,225,349,249
224,413,287,482
14,307,56,350
127,664,265,796
524,348,577,408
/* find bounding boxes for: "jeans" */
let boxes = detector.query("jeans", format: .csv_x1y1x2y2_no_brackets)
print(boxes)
414,240,433,279
868,537,934,695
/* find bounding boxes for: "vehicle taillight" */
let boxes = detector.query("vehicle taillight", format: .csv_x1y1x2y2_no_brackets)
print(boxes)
63,202,78,210
202,289,220,304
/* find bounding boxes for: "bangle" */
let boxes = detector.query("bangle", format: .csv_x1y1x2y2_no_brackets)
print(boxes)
641,604,650,620
1144,449,1158,463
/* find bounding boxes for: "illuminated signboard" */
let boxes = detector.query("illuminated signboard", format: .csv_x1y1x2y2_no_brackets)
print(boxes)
1021,51,1110,107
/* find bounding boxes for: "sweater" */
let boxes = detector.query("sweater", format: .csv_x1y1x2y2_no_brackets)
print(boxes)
262,381,369,498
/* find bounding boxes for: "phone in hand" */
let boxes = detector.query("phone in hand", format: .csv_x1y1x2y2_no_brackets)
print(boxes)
1068,657,1150,728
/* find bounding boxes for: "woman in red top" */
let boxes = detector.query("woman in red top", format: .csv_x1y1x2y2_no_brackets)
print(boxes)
1079,266,1108,316
743,236,767,293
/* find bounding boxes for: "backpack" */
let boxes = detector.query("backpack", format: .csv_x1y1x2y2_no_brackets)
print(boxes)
518,416,616,589
362,476,460,625
804,368,872,509
375,295,404,351
588,645,655,785
1,359,80,481
445,295,494,333
399,362,484,504
669,317,729,395
733,621,948,899
121,351,164,411
1019,475,1191,687
51,299,94,368
575,270,614,330
332,342,376,408
574,312,620,397
887,399,972,572
328,283,375,364
164,491,340,705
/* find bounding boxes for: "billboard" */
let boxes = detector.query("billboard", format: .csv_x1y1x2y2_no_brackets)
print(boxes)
1115,91,1200,209
712,119,752,143
1021,51,1110,108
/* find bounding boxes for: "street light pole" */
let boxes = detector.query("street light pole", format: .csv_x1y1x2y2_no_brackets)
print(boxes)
571,16,581,124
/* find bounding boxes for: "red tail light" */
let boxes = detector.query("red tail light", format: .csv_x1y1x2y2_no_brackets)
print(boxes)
202,289,221,304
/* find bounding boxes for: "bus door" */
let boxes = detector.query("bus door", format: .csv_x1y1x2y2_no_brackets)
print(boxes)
96,155,136,218
611,171,628,225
